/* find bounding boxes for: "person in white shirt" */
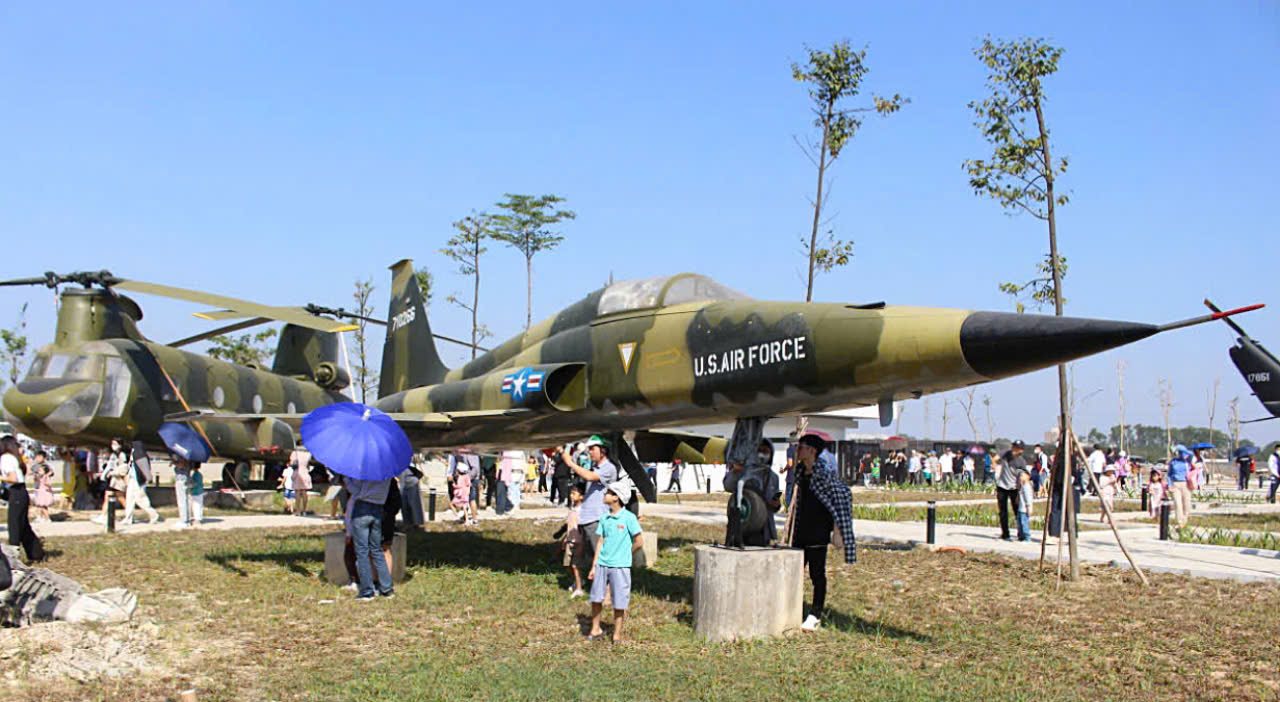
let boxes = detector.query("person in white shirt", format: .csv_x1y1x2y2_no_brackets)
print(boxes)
1087,445,1107,495
2,435,45,561
908,451,922,485
939,450,954,484
962,454,975,484
1268,448,1279,504
280,464,296,514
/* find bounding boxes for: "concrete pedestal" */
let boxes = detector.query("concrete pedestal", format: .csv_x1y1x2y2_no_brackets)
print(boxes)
633,530,658,569
323,531,406,585
693,545,802,641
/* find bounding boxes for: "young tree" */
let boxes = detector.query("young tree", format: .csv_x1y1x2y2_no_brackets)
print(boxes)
414,266,434,312
941,398,952,442
1227,397,1241,460
960,388,979,440
1206,377,1220,449
964,36,1071,451
1116,360,1127,455
207,328,278,367
0,303,30,391
442,213,495,359
1158,379,1175,457
792,41,906,302
351,279,378,403
491,194,576,329
983,394,995,443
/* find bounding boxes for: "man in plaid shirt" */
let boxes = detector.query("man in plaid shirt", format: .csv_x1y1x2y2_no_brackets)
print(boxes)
789,433,856,631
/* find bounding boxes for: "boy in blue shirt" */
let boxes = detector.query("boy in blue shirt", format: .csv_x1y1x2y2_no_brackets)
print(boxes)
587,483,643,643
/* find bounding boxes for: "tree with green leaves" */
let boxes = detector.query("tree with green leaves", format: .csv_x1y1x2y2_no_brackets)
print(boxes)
207,327,277,367
414,266,434,312
352,278,378,402
965,37,1070,316
491,193,576,328
792,41,906,302
442,213,495,359
0,303,30,391
965,36,1073,578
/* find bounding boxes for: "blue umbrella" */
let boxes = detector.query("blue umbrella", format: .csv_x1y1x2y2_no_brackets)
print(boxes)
1234,445,1259,458
158,422,212,463
300,402,412,481
1189,442,1215,451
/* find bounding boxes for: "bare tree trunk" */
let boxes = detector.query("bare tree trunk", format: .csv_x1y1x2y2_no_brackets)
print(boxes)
941,400,951,442
525,255,533,330
1035,97,1076,582
805,121,830,302
471,238,481,360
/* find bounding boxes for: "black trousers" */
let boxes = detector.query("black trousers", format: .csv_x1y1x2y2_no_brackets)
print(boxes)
6,485,44,562
667,474,682,492
996,487,1019,540
551,476,570,505
1238,469,1251,491
803,546,828,616
484,474,497,507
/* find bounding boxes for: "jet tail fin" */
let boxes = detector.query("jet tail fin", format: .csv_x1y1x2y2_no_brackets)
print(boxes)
1230,336,1280,419
1206,299,1280,420
378,259,449,397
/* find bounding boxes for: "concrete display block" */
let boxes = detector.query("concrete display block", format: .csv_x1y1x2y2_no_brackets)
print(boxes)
633,530,658,569
693,545,803,641
323,531,406,586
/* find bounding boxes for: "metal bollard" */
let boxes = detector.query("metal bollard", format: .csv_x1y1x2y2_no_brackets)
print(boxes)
1141,485,1148,512
107,499,116,533
428,488,437,522
1158,499,1171,540
706,477,711,494
926,500,937,545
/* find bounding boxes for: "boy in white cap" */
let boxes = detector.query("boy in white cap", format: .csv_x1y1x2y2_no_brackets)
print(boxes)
586,481,643,643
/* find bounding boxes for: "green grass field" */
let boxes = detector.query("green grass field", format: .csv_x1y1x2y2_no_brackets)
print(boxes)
5,517,1277,701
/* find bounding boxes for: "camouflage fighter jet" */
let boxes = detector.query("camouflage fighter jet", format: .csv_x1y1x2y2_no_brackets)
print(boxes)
1,271,357,463
363,259,1263,500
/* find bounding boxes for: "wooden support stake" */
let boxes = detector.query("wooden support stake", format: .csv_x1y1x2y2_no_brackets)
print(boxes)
1068,430,1151,587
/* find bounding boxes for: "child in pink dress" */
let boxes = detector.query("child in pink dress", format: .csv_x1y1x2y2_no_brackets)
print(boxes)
1098,466,1118,523
1146,470,1166,519
451,469,472,524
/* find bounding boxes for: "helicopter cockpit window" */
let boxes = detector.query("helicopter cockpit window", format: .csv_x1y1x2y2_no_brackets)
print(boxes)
30,353,104,381
27,355,49,379
597,277,668,316
40,354,71,379
660,275,748,306
64,355,103,381
98,357,131,418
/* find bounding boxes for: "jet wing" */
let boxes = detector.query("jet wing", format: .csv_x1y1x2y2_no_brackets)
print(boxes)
164,408,529,431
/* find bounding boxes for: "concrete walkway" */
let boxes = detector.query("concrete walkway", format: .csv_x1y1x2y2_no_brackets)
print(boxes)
10,495,1279,584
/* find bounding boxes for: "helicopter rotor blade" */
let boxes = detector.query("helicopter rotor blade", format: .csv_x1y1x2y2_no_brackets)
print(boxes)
111,280,357,334
167,317,274,348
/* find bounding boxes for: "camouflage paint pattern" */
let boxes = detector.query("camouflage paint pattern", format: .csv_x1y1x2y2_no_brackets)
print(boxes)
375,261,991,450
2,289,346,460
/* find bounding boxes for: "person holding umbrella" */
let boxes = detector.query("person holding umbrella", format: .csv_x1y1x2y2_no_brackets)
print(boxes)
302,403,412,602
1233,446,1257,492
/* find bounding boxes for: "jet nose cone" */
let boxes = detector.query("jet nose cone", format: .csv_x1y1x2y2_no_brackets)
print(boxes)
960,311,1158,380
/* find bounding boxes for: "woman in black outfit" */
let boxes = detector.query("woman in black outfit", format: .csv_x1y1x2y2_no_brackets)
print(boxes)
1,435,45,562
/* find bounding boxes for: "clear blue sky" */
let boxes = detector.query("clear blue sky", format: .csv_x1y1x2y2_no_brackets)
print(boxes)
2,2,1277,444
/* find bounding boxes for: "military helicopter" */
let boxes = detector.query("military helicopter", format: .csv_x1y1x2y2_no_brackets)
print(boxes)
0,270,359,464
259,259,1262,502
1206,299,1279,422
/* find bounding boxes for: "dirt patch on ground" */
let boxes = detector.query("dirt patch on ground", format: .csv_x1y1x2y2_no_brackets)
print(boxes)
0,619,162,685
